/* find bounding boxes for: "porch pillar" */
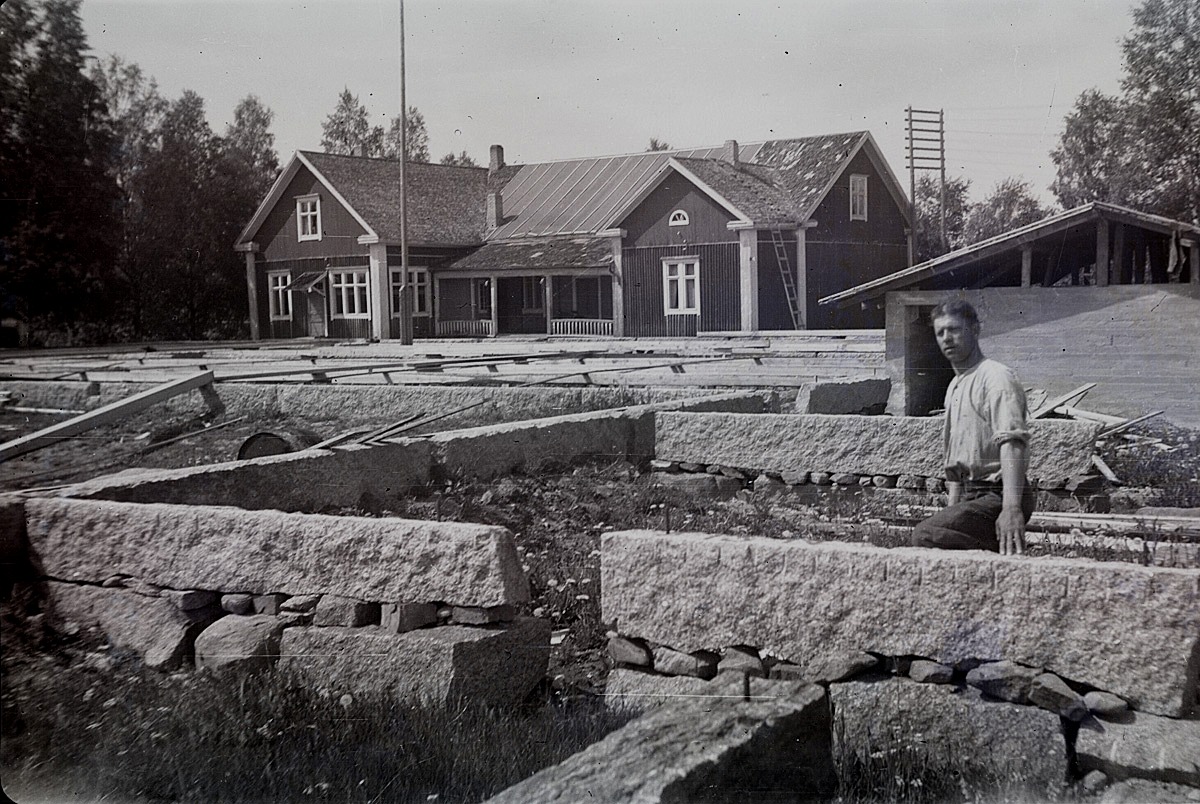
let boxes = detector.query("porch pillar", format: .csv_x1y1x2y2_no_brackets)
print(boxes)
1020,246,1032,287
368,243,390,340
609,235,625,337
489,275,499,337
1095,218,1110,287
738,228,758,332
796,224,811,329
543,275,553,335
1112,223,1127,284
241,246,260,340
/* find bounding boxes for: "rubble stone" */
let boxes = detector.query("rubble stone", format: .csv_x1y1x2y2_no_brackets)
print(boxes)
452,605,515,625
194,615,289,674
782,471,809,485
909,659,954,684
607,636,652,667
1076,711,1200,787
1029,672,1088,721
253,594,286,615
162,589,219,611
872,475,897,488
314,595,379,627
221,594,254,615
752,474,787,495
278,617,550,708
602,529,1200,716
380,602,438,634
810,472,831,485
966,660,1040,704
717,646,765,678
830,473,858,486
898,474,925,489
1084,690,1130,718
653,646,718,679
830,678,1067,790
488,678,835,804
281,594,321,613
44,581,220,671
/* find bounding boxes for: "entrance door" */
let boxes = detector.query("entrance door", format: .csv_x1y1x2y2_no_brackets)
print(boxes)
306,290,328,337
496,276,546,334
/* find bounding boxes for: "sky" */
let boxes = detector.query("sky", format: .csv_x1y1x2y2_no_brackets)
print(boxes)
79,0,1136,207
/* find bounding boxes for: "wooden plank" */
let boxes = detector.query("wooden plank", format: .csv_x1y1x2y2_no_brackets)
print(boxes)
0,371,214,463
1091,454,1122,484
1099,410,1164,438
1056,406,1126,427
1030,383,1097,419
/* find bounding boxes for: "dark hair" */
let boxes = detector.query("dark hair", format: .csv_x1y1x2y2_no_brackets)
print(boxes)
930,299,979,327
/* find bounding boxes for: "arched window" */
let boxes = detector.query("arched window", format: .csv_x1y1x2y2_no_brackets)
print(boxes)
668,209,690,227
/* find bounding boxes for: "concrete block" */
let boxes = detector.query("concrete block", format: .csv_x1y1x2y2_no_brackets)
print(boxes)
278,617,551,709
489,676,834,803
25,498,529,607
380,602,438,634
830,678,1068,792
314,595,379,627
1076,711,1200,787
654,412,1099,482
601,529,1200,717
194,614,290,674
44,581,221,671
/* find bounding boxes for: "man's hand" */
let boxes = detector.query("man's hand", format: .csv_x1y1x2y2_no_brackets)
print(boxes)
996,506,1025,555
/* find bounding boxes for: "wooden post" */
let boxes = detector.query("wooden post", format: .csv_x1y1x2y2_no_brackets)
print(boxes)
544,274,553,335
489,275,499,337
368,242,390,341
795,224,810,329
1190,239,1199,286
609,234,625,337
1095,218,1110,287
1020,246,1032,287
0,372,215,462
242,248,260,340
1112,223,1126,284
738,228,758,331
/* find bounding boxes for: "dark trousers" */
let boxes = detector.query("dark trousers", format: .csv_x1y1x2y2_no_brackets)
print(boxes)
911,485,1036,551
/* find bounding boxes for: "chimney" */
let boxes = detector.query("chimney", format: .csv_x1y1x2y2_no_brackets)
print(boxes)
487,191,504,229
489,144,505,175
723,139,740,166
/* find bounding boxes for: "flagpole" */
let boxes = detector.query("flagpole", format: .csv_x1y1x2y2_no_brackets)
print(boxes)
398,0,414,344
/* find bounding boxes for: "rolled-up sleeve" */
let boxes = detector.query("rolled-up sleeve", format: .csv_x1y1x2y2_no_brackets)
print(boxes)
989,372,1030,447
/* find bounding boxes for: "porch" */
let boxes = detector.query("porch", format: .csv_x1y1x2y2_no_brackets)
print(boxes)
435,274,617,338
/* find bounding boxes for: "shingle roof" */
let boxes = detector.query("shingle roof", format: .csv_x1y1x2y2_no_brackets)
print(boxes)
301,151,487,246
448,236,614,272
488,132,869,239
671,157,800,225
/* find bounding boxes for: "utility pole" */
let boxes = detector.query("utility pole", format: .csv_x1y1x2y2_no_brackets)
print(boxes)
397,0,414,344
905,107,947,265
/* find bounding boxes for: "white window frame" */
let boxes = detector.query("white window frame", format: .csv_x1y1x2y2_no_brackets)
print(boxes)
849,174,868,221
267,271,292,321
668,209,690,227
662,258,700,316
329,270,370,319
296,194,322,241
390,267,430,317
522,276,545,313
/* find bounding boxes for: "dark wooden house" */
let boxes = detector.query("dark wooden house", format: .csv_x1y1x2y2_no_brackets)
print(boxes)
236,132,910,339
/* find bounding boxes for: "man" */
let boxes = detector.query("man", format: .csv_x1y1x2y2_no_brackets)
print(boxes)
912,300,1035,555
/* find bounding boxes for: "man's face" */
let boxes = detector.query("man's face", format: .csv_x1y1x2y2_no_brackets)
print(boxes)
932,313,979,366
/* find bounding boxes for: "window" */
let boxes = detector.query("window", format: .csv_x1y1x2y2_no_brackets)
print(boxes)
849,175,868,221
391,267,430,316
522,276,545,312
668,209,690,227
663,259,700,315
330,270,369,318
297,195,322,241
268,272,292,320
476,278,492,315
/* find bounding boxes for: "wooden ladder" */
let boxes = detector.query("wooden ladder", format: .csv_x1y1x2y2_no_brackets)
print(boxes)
769,228,804,329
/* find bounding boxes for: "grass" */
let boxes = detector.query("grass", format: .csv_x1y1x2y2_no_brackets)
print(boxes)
1,610,636,804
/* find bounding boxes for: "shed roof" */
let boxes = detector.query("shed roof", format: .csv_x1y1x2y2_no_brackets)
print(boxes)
447,236,614,273
820,202,1200,308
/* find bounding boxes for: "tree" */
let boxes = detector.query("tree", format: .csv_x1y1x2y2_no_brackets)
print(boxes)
647,138,671,151
913,174,972,262
224,94,279,194
320,88,373,155
1050,0,1199,223
439,150,477,167
1,0,119,340
89,54,168,337
382,106,430,162
964,178,1049,245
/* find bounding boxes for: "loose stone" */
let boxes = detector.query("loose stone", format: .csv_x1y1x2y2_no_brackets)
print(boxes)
607,636,653,667
1083,690,1129,718
653,646,718,679
1028,672,1088,721
965,660,1039,704
909,659,954,684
